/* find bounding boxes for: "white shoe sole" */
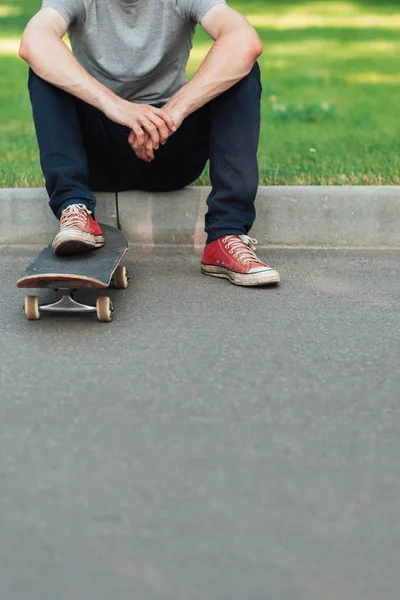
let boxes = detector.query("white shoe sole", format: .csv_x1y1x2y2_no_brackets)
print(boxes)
201,264,280,287
52,230,105,256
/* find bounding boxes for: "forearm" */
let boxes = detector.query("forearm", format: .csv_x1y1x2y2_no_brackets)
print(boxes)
19,32,120,113
20,26,176,162
164,31,262,123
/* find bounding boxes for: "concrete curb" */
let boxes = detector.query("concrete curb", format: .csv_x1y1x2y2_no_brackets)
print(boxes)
1,186,399,248
0,189,118,246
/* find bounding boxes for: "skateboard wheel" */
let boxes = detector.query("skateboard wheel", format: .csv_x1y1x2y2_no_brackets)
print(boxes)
24,295,40,320
111,265,129,289
96,296,113,322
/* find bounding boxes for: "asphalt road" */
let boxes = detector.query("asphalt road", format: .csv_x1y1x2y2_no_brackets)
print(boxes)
1,246,400,600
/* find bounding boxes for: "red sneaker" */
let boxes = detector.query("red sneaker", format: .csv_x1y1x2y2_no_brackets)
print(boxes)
201,235,280,287
52,203,105,255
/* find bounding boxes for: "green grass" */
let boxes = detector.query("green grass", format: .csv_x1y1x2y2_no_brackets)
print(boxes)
1,0,400,186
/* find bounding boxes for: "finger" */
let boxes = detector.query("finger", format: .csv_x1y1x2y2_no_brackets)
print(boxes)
138,117,160,149
151,107,177,132
138,149,152,163
130,128,151,151
145,137,154,161
128,131,137,152
131,122,146,147
146,113,170,145
128,130,136,149
142,132,153,159
128,129,152,160
134,144,149,161
129,136,141,154
136,134,152,162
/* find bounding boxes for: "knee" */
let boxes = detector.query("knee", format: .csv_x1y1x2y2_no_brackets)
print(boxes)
28,67,38,87
28,68,58,96
249,61,261,81
231,61,262,102
246,61,262,91
28,67,45,95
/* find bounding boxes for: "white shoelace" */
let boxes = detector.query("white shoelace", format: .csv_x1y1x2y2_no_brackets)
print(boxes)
60,204,91,231
222,235,263,265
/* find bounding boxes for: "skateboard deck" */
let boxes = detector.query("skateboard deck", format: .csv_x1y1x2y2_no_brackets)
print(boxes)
17,224,129,322
18,224,128,289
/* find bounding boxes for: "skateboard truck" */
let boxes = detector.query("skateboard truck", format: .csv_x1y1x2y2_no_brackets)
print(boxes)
23,264,129,322
24,290,115,322
41,290,111,316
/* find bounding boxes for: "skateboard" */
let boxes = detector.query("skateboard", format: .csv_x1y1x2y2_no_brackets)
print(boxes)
17,224,129,322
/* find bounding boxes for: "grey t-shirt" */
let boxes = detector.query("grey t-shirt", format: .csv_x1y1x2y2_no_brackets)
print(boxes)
41,0,226,104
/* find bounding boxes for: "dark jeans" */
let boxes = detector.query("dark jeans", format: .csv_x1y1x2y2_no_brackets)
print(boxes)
28,63,262,243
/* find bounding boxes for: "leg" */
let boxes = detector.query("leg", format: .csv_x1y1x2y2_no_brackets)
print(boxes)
28,69,120,219
201,64,280,286
29,68,209,215
205,62,262,243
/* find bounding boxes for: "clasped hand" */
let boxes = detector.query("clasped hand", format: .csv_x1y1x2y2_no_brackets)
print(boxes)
104,99,179,163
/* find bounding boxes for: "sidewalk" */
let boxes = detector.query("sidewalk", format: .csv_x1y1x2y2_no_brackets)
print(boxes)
2,244,400,599
1,186,400,247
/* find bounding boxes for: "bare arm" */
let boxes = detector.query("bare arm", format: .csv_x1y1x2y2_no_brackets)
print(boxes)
20,8,120,112
20,8,176,160
163,4,263,127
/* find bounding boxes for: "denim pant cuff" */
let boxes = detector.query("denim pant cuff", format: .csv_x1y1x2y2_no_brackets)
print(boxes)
55,197,95,220
206,229,249,244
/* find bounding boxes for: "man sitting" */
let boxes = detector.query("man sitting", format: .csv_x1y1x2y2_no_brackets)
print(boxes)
20,0,280,287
